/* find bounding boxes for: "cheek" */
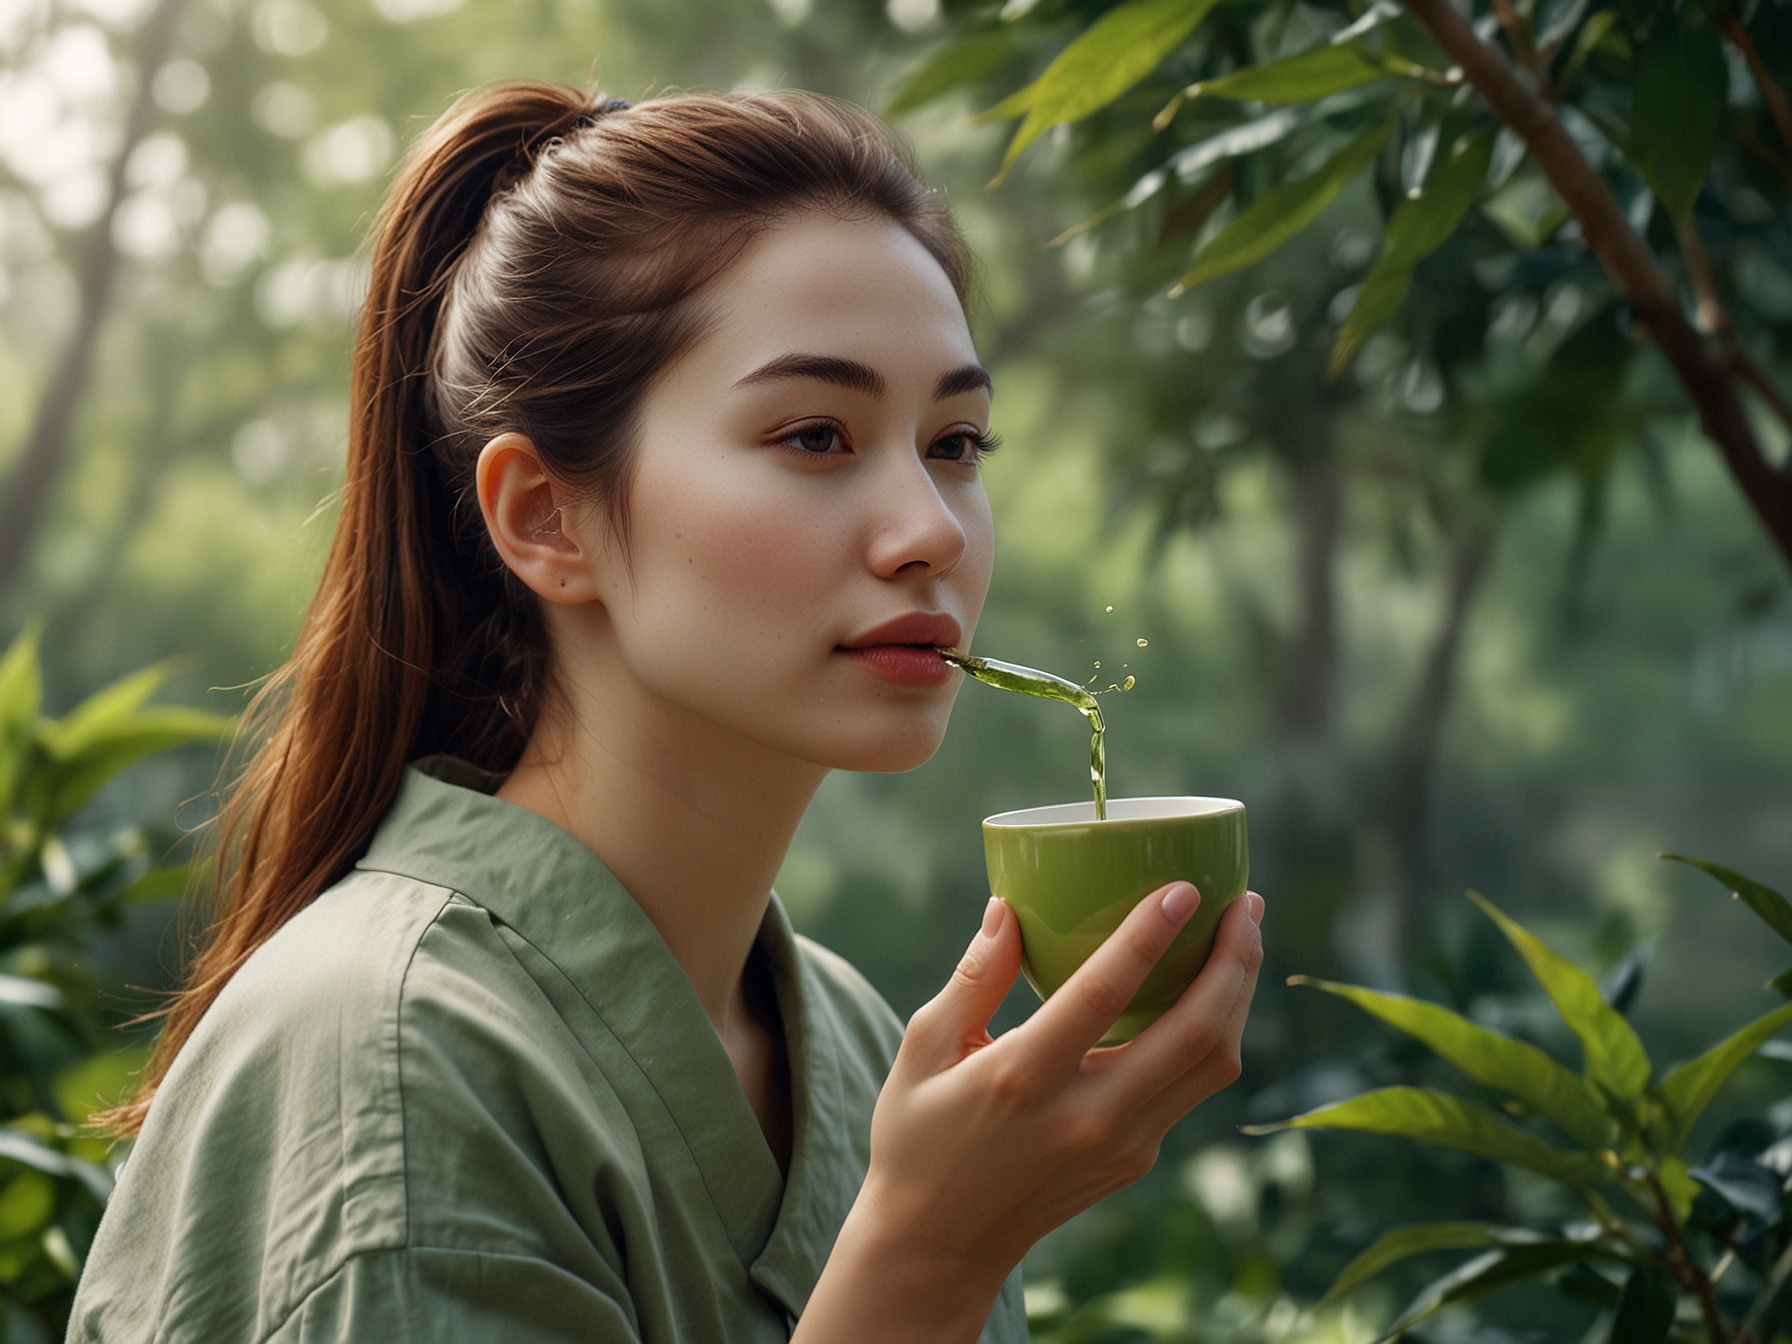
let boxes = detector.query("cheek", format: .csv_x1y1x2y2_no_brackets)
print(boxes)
616,452,845,669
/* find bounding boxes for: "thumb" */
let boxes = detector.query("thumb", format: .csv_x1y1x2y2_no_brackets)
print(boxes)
902,897,1023,1074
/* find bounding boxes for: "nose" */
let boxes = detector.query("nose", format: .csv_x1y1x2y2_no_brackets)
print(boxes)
864,447,969,581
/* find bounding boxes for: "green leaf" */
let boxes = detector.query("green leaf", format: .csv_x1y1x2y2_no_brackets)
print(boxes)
55,1047,149,1126
1629,5,1724,221
38,708,232,828
1557,9,1617,92
1478,304,1642,493
1378,1240,1624,1342
1660,853,1792,948
984,0,1225,183
1608,1262,1676,1344
1184,43,1389,104
1319,1222,1507,1306
0,1131,110,1201
1292,977,1612,1150
39,664,169,761
1771,965,1792,1000
1479,156,1570,249
1655,1155,1698,1223
1243,1086,1605,1186
1658,999,1792,1146
1172,120,1392,292
117,862,192,907
0,626,43,821
1330,127,1495,376
1468,892,1653,1107
886,29,1019,119
0,1173,54,1242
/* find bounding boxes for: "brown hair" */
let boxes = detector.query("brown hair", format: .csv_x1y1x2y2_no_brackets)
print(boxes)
99,79,970,1136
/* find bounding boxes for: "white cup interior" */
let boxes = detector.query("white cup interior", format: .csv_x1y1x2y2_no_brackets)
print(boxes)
983,796,1243,828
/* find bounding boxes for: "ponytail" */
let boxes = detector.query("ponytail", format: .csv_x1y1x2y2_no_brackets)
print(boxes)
99,79,970,1136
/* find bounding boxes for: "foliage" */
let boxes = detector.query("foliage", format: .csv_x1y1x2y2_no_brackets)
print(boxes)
0,629,228,1338
894,0,1792,568
1242,860,1792,1343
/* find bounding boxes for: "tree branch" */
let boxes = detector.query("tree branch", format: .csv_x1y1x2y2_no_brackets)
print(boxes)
1679,216,1792,451
1737,127,1792,193
1719,12,1792,168
0,0,190,602
1401,0,1792,570
1641,1168,1730,1344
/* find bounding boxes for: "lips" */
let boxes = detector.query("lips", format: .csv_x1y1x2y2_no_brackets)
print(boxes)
836,612,964,688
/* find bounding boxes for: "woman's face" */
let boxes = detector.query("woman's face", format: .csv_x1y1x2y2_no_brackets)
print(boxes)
563,211,996,773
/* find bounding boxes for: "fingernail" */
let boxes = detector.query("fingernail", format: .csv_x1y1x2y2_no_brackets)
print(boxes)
981,896,1003,936
1160,883,1200,926
1249,893,1264,925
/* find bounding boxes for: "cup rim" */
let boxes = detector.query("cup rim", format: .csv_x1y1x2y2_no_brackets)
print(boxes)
982,795,1244,829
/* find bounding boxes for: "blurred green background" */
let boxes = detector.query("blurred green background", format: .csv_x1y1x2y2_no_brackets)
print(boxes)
1,0,1789,1338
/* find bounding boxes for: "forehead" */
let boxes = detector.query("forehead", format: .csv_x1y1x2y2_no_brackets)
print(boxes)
690,213,978,385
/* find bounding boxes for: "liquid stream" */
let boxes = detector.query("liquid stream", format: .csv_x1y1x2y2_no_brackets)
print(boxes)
938,648,1107,821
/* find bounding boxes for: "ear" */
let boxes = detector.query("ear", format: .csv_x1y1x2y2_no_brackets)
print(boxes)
476,433,604,605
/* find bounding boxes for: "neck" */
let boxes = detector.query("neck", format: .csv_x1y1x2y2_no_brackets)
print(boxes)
496,626,827,1033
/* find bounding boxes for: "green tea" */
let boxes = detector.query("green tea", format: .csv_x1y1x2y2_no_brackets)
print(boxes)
938,648,1110,820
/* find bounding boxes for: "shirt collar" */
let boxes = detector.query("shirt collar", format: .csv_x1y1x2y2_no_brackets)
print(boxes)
355,759,857,1313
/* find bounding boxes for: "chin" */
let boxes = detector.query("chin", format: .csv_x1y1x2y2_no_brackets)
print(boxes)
799,711,951,774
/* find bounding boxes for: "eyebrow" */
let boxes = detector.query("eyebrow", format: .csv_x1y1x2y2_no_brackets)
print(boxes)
733,353,992,402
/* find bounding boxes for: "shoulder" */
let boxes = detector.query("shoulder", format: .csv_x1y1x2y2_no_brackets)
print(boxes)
792,933,906,1083
72,870,623,1343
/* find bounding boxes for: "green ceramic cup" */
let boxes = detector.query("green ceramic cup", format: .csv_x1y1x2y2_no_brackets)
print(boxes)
983,796,1248,1045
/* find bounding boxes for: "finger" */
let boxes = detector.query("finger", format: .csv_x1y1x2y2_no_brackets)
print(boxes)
1100,890,1263,1114
900,897,1023,1074
1022,881,1201,1073
1135,905,1264,1132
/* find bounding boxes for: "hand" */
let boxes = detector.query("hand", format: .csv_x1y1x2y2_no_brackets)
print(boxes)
798,882,1264,1342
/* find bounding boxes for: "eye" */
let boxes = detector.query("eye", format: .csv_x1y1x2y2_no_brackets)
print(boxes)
780,423,847,455
928,429,1002,465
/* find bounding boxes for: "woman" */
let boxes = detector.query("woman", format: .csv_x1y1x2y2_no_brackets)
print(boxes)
70,81,1264,1342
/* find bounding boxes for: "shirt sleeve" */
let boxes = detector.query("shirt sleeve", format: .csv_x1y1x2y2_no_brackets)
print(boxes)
262,1246,641,1344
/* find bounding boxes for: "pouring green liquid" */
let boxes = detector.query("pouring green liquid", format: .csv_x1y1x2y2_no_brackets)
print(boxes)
938,648,1109,821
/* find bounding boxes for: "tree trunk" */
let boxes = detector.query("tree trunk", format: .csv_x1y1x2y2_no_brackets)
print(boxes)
0,0,189,602
1381,518,1497,966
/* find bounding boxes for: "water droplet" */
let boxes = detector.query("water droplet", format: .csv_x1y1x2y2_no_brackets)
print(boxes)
1121,676,1135,691
1105,605,1114,613
1092,661,1100,668
1136,638,1148,647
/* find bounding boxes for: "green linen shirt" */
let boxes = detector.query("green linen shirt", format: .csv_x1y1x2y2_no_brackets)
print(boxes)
69,760,1027,1342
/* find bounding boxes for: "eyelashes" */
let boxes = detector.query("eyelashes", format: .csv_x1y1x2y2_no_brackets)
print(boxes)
930,429,1002,464
775,421,1002,465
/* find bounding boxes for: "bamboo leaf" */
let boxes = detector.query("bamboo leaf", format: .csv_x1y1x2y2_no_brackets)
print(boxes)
1243,1086,1604,1186
1292,976,1612,1150
1771,965,1792,1000
1378,1239,1623,1342
1468,892,1653,1107
1660,853,1792,948
1319,1222,1506,1306
1184,43,1389,104
1607,1262,1676,1344
1173,121,1392,292
984,0,1225,183
1658,999,1792,1146
1329,127,1494,376
1629,4,1724,221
